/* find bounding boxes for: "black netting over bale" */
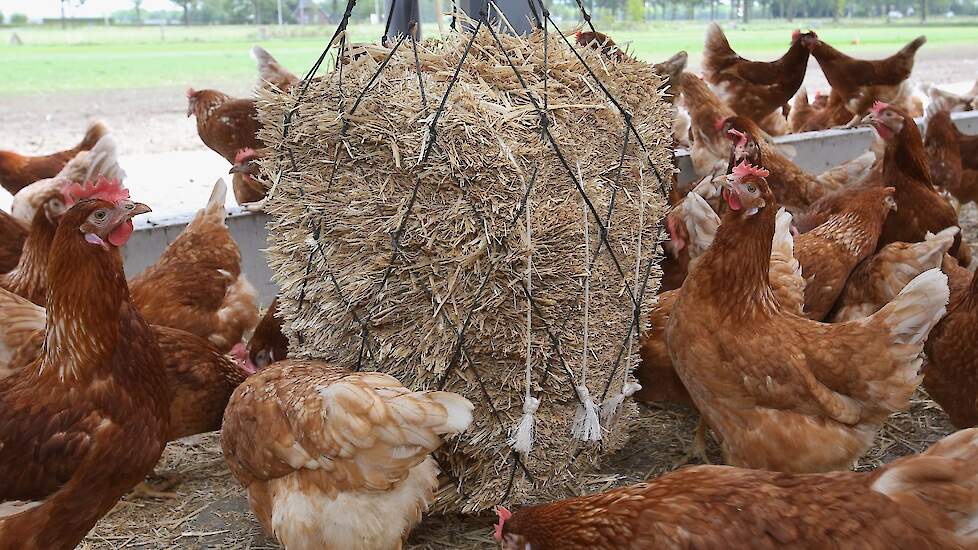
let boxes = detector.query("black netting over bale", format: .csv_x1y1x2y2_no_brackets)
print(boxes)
256,15,675,512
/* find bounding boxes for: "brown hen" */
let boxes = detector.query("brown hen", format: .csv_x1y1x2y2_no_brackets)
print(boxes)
129,179,259,353
0,121,107,196
667,161,948,472
702,24,816,136
0,188,169,550
495,428,978,550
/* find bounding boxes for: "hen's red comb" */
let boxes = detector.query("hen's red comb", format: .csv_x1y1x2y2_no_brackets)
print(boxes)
871,101,890,116
494,506,512,541
63,176,130,207
235,148,256,164
732,160,769,180
187,87,197,98
714,116,730,132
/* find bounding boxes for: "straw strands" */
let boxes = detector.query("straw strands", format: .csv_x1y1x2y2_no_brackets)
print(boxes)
256,22,674,512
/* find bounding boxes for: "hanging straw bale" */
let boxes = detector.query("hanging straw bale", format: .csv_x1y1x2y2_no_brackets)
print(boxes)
256,24,674,512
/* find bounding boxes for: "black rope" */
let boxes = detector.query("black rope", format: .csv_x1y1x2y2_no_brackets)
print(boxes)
569,0,596,39
382,0,398,46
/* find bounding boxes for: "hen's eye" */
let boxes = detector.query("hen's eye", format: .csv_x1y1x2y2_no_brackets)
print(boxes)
94,210,108,222
746,185,757,193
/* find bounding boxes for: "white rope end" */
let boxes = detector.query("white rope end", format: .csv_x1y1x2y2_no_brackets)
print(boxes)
571,385,602,442
600,381,642,424
509,396,540,456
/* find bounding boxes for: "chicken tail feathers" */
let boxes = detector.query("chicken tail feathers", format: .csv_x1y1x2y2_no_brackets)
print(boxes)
202,178,229,223
76,121,109,152
870,267,949,347
318,374,474,488
252,45,299,92
703,23,735,74
871,428,978,545
898,35,927,58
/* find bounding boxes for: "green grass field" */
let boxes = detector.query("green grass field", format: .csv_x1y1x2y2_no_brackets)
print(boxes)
1,19,975,95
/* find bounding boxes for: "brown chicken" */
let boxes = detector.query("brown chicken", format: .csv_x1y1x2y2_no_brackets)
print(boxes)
923,257,978,428
187,88,262,164
667,161,948,473
245,296,289,371
638,205,803,408
229,147,267,207
679,72,736,178
793,185,896,320
0,288,45,379
830,227,958,322
923,79,978,117
0,121,107,196
723,116,834,211
10,132,122,225
926,109,978,210
574,30,624,61
702,24,816,136
790,88,853,132
129,179,259,353
0,185,169,549
863,102,967,265
0,208,27,274
807,35,926,126
2,313,252,447
252,45,299,92
494,428,978,550
0,188,69,305
221,359,473,549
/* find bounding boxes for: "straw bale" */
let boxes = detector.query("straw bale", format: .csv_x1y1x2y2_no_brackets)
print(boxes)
256,24,674,512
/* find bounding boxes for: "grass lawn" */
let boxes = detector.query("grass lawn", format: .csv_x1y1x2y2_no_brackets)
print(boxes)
0,19,975,95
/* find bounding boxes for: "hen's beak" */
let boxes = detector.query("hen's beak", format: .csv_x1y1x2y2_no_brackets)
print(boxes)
860,112,878,126
229,164,248,174
128,202,152,218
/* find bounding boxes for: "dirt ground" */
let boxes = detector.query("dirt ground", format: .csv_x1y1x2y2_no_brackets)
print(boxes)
5,42,978,550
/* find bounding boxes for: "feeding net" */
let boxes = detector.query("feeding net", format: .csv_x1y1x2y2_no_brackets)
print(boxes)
256,2,675,512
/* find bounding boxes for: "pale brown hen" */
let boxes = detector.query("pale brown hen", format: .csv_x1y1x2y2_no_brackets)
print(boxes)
792,185,896,320
221,359,473,550
679,72,736,178
830,227,958,322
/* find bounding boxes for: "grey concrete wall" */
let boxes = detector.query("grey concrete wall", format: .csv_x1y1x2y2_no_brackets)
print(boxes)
121,111,978,307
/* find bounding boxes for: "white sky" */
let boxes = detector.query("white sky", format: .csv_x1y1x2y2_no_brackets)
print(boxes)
0,0,178,18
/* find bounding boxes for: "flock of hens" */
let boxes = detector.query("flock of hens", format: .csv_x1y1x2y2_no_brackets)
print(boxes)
0,22,978,550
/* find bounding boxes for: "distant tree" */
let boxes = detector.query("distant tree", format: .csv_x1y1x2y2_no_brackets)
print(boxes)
920,0,927,19
0,11,4,24
10,13,28,25
172,0,193,24
628,0,645,20
133,0,143,22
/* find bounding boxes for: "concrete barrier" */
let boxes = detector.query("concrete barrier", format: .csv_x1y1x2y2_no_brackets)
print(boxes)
121,110,978,307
